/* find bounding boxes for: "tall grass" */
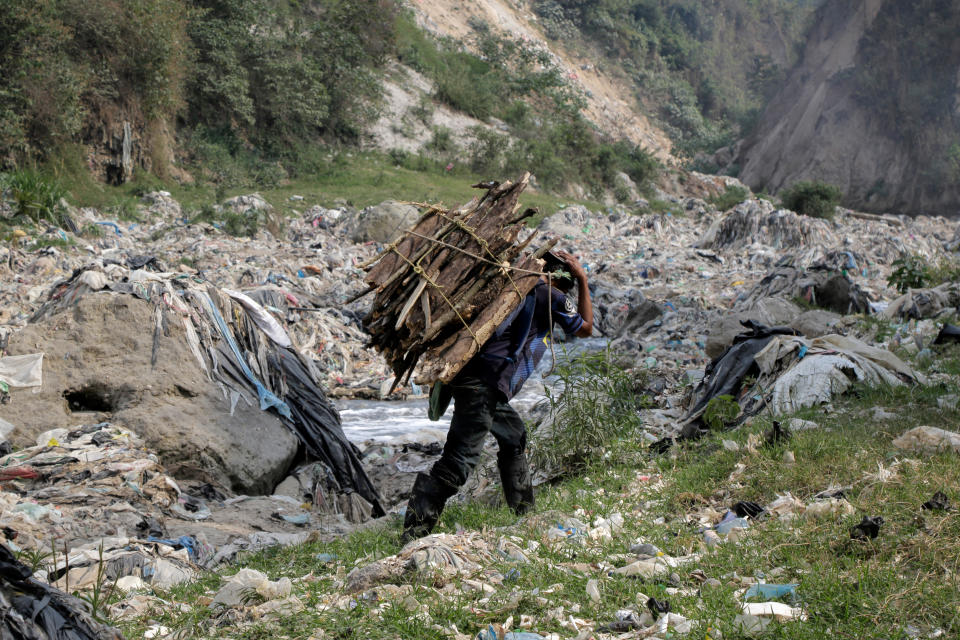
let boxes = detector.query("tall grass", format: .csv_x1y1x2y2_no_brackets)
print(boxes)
532,348,647,475
6,169,68,226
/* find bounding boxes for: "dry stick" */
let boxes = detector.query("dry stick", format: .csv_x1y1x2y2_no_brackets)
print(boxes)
354,204,444,270
417,232,545,346
365,186,524,304
420,256,517,344
420,290,432,333
420,239,556,345
363,212,470,295
404,228,543,277
395,277,429,330
435,205,527,297
390,247,481,346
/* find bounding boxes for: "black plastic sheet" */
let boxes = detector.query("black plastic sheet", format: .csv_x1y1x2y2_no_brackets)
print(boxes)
0,543,123,640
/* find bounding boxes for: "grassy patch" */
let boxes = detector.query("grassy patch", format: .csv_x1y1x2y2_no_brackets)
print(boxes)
43,151,602,224
112,349,960,639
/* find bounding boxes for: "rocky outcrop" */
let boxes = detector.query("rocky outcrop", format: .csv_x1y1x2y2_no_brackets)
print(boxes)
2,294,299,495
737,0,960,216
348,200,420,244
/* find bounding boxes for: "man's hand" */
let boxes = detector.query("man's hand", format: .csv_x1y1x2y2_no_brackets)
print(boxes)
554,250,586,280
554,250,593,337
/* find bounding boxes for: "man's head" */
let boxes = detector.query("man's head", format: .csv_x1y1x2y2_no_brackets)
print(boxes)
543,250,575,293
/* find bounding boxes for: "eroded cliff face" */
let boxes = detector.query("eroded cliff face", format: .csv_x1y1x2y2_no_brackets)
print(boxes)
737,0,960,216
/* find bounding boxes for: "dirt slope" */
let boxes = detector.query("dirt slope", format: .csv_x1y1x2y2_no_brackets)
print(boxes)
409,0,673,159
736,0,960,216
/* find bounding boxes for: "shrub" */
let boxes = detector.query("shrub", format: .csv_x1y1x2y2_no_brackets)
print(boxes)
708,185,750,211
703,394,739,430
426,127,455,154
887,254,960,293
619,143,660,194
532,349,646,474
780,180,842,219
888,255,930,293
468,127,508,175
8,170,67,226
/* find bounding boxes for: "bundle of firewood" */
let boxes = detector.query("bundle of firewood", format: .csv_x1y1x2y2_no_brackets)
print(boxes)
357,173,555,390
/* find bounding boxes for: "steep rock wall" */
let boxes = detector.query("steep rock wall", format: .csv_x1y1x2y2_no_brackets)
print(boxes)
737,0,960,216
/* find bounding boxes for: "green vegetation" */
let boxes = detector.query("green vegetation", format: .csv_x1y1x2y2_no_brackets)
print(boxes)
3,169,67,226
534,349,647,475
707,184,750,210
531,0,822,160
0,0,669,204
395,13,661,197
0,0,398,173
780,180,842,219
702,394,739,430
110,344,960,639
888,254,960,294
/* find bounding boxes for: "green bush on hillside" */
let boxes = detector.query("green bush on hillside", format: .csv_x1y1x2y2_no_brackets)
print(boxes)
708,184,750,210
7,170,67,226
780,180,842,219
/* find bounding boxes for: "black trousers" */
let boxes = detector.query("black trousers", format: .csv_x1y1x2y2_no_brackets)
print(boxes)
429,372,527,490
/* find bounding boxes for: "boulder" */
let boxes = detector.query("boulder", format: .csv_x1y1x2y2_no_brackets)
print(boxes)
2,294,298,494
789,309,841,338
349,200,420,244
706,297,801,359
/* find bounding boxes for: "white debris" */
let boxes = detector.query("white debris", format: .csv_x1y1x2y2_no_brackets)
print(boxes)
735,602,807,635
893,426,960,455
211,568,293,608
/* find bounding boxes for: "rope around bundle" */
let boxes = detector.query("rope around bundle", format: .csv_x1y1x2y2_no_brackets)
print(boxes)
359,174,570,387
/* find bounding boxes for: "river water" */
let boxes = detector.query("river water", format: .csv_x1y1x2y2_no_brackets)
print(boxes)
337,337,610,442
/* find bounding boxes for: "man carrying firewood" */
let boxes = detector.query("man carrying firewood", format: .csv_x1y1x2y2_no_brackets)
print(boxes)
402,250,593,542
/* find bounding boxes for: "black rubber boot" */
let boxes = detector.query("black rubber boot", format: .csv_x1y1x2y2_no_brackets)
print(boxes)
401,472,457,544
498,452,535,516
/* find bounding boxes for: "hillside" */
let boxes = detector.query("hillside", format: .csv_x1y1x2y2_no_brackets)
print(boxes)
0,0,823,203
736,0,960,216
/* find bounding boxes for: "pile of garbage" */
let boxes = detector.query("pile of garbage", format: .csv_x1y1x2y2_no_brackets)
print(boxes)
5,265,383,515
0,542,123,640
681,323,922,437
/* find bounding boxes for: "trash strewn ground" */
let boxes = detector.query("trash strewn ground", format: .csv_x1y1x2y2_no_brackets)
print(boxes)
2,172,960,638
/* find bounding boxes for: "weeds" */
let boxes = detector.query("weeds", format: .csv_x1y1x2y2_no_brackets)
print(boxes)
7,169,68,226
708,185,749,211
888,253,960,293
532,348,645,474
77,542,117,623
14,546,52,573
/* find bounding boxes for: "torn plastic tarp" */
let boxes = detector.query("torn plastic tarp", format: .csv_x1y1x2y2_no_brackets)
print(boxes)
195,290,290,418
0,353,44,389
0,542,123,640
682,324,920,432
761,334,920,415
28,267,385,518
224,289,293,348
883,282,960,320
682,321,799,434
